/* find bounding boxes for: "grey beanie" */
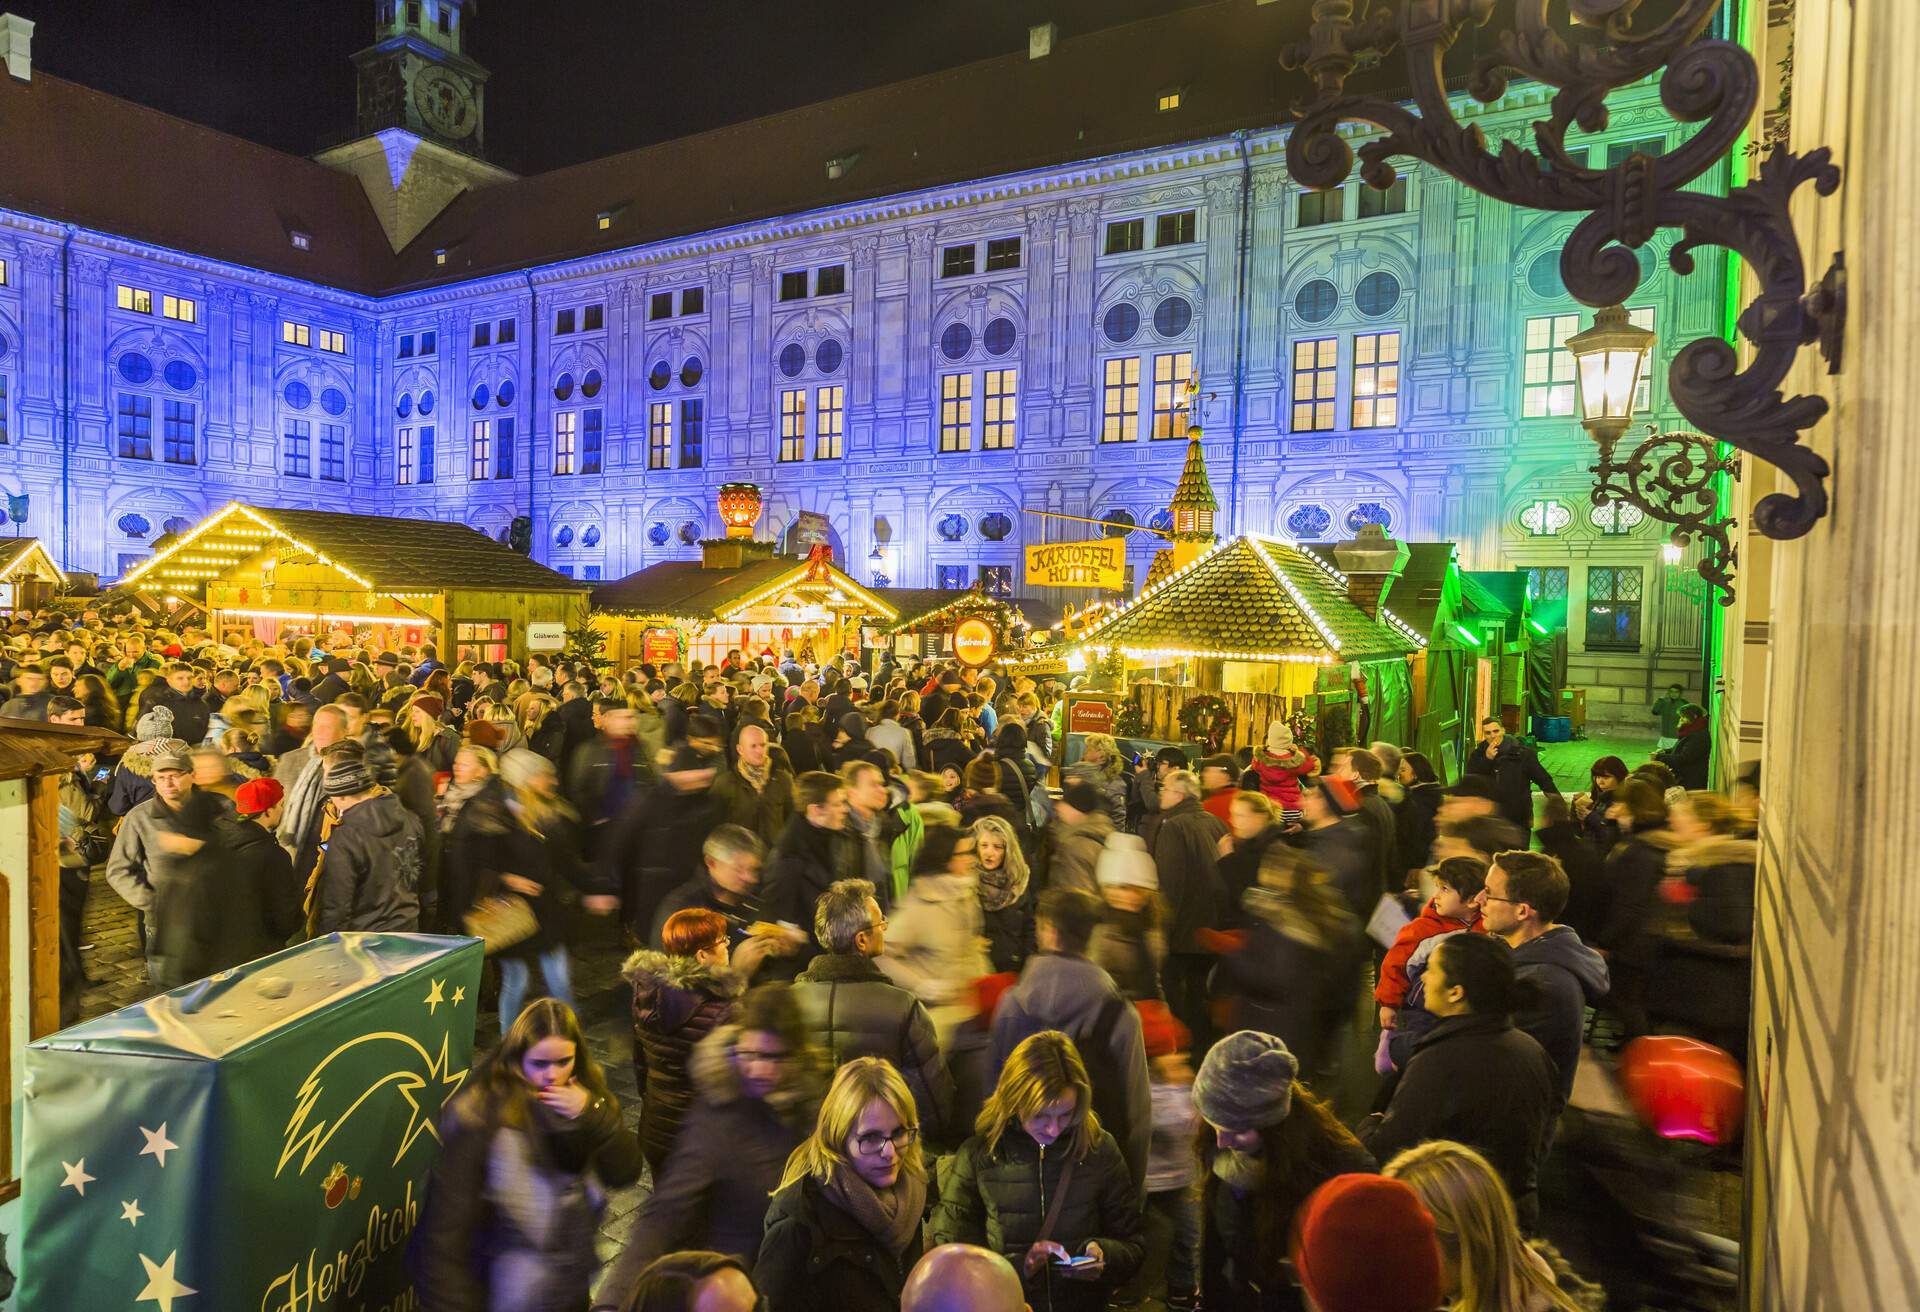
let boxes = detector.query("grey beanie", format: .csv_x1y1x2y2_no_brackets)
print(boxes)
1193,1030,1299,1131
135,704,175,742
322,749,375,798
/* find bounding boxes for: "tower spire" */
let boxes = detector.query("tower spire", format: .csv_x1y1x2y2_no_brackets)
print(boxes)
1168,376,1219,570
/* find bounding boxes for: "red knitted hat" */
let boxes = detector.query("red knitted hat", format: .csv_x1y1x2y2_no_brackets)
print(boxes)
1292,1174,1444,1312
1136,1000,1190,1060
234,776,285,817
1317,775,1364,818
970,972,1019,1025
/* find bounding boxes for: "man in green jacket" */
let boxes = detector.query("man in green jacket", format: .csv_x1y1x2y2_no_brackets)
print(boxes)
104,633,165,707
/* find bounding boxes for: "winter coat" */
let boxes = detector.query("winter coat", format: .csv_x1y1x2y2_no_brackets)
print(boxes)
1377,899,1482,1010
1214,894,1362,1081
880,872,992,1008
146,800,298,988
1395,781,1444,877
1201,1131,1375,1312
413,1082,642,1312
982,881,1037,975
1360,1012,1558,1219
623,949,745,1174
1061,763,1128,830
107,752,159,817
599,1025,826,1294
756,1174,927,1312
868,716,917,770
1511,925,1611,1107
924,728,973,779
1538,818,1607,940
1354,787,1399,900
1298,821,1377,921
930,1126,1147,1312
709,761,797,848
1669,835,1757,945
604,779,725,941
957,789,1027,850
1655,720,1711,789
1089,905,1166,1002
565,734,655,829
106,791,231,915
315,791,423,933
1463,736,1561,829
1249,745,1318,811
1577,786,1622,856
137,685,211,747
1145,796,1228,953
761,814,858,979
1597,828,1675,966
648,873,766,952
1046,811,1113,897
1216,825,1288,930
792,951,957,1143
990,953,1152,1194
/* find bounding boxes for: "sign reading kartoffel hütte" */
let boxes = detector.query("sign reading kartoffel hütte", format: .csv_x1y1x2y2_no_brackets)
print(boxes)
19,933,482,1312
1024,539,1127,590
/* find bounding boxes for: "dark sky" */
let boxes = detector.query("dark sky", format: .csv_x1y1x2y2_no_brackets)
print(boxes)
16,0,1222,175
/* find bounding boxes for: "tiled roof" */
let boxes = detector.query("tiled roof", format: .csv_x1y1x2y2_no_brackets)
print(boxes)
251,506,587,593
590,557,802,620
1077,535,1414,659
875,588,1058,635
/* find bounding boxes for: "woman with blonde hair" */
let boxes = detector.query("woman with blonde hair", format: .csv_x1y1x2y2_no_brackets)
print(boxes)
1383,1140,1604,1311
755,1057,929,1312
972,814,1034,973
930,1031,1144,1312
1063,732,1128,828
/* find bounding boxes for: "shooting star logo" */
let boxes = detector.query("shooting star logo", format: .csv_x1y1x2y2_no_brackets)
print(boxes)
276,1030,468,1178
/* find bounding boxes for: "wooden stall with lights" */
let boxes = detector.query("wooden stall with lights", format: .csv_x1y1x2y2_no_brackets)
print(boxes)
591,484,897,668
116,502,589,663
0,539,65,615
873,587,1055,666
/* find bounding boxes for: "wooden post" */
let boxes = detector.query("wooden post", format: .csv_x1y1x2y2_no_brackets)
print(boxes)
27,771,62,1038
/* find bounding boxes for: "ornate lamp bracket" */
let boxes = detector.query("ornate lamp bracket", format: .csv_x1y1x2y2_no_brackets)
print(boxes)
1280,0,1842,543
1592,425,1740,602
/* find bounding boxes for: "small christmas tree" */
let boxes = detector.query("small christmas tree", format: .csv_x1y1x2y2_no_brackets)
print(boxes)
562,621,611,671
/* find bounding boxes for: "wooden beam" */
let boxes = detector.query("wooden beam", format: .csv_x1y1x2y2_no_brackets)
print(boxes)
27,771,62,1038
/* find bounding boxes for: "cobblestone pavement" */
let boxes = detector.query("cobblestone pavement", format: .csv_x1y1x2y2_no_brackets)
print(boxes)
1537,730,1662,792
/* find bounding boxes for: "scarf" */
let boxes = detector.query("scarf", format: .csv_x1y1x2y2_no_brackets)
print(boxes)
821,1162,927,1258
976,855,1028,913
738,760,771,794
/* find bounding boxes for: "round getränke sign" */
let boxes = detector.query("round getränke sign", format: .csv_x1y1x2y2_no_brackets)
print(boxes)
952,617,996,667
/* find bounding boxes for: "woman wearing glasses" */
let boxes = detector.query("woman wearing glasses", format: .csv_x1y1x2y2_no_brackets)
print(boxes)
755,1057,931,1312
930,1031,1145,1312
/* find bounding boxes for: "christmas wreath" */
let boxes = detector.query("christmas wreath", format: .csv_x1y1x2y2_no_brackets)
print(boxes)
1177,694,1235,753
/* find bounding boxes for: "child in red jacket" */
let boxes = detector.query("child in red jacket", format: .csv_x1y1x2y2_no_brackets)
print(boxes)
1376,855,1489,1032
1249,721,1318,821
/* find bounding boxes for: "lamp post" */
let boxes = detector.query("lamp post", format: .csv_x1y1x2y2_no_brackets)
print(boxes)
1565,305,1656,461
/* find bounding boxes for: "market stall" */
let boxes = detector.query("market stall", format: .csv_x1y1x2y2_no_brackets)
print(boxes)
115,502,589,664
0,539,64,615
873,586,1056,665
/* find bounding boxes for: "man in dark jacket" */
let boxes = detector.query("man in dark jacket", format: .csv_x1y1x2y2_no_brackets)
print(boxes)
1336,747,1400,898
1654,704,1712,789
1299,775,1380,921
1474,850,1610,1109
792,878,955,1144
308,656,352,706
138,662,213,746
548,682,599,771
313,744,423,933
760,771,856,980
990,887,1152,1195
568,704,656,859
1145,769,1228,1052
1462,717,1560,830
708,723,796,848
603,745,723,943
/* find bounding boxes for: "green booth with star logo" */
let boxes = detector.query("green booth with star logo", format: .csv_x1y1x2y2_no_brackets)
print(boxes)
16,932,481,1311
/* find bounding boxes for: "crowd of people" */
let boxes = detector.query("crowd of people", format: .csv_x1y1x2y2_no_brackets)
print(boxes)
0,603,1758,1311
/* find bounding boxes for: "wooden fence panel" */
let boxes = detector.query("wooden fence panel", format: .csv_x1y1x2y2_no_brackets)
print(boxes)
1131,683,1304,754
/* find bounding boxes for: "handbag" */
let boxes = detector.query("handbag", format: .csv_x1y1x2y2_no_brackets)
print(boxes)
463,893,538,955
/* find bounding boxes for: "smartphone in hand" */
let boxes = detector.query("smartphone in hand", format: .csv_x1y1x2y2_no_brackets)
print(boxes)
1054,1256,1099,1270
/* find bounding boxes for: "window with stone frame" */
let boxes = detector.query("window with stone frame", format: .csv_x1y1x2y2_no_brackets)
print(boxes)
1350,331,1400,429
319,424,345,481
284,418,311,477
1291,338,1339,432
553,412,577,475
814,385,844,459
779,389,807,462
983,369,1018,450
1150,351,1193,439
1101,356,1141,442
1584,565,1643,651
470,419,492,480
649,403,672,470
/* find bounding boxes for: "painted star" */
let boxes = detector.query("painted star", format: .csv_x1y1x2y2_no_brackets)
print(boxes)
121,1199,145,1227
139,1124,179,1168
60,1159,94,1196
136,1250,197,1311
423,978,446,1014
451,985,466,1005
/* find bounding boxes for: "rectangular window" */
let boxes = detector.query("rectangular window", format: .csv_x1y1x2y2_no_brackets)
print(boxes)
320,424,345,481
496,416,515,478
1607,136,1666,168
779,270,809,301
980,565,1013,598
1350,331,1401,429
454,620,510,665
941,244,976,278
584,565,603,581
939,373,974,452
650,291,673,321
0,258,8,285
1627,306,1656,413
116,285,152,314
471,419,492,480
472,321,491,348
779,389,807,462
1297,189,1345,227
938,565,970,590
983,368,1018,450
1521,313,1580,418
1155,210,1197,246
162,295,196,323
554,412,577,475
1156,89,1182,112
583,303,604,332
680,287,704,316
1291,337,1339,432
284,321,312,347
582,408,603,474
497,318,516,343
1527,566,1570,603
117,393,153,459
680,398,704,468
815,265,846,296
985,237,1022,271
406,1,420,27
1151,351,1194,439
437,4,450,33
1101,356,1141,442
398,333,414,358
1105,219,1145,255
1540,147,1588,175
318,329,346,354
815,385,844,459
649,402,672,469
1584,565,1643,651
417,423,434,482
555,307,576,334
1357,179,1408,218
284,418,311,478
420,330,436,355
397,427,415,484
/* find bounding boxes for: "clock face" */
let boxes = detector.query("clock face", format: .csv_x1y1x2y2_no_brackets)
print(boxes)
412,65,477,140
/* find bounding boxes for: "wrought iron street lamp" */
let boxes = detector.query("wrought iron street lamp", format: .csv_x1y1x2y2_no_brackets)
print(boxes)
1565,304,1655,458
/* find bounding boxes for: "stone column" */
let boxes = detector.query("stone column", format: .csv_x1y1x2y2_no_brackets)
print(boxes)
1200,173,1244,392
1411,174,1458,368
849,234,880,456
206,287,238,437
747,252,775,435
1245,172,1290,390
1022,204,1059,399
368,317,393,484
1063,201,1099,401
904,227,935,413
702,264,731,463
248,293,278,440
19,243,56,404
70,254,109,419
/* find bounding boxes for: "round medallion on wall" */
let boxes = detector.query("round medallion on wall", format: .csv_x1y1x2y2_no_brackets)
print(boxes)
952,617,997,668
1286,503,1332,540
648,522,670,546
979,512,1012,541
937,513,967,542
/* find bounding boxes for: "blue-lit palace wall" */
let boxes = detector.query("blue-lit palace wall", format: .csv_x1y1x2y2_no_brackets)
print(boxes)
0,83,1720,725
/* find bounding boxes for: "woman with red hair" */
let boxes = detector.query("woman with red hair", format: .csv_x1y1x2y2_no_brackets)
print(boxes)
624,907,745,1175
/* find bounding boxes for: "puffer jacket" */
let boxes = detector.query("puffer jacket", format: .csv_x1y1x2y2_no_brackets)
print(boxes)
1668,835,1756,944
1145,796,1227,952
1046,811,1113,897
1249,745,1318,811
623,950,745,1173
315,790,423,933
879,871,992,1008
792,951,956,1143
756,1173,927,1312
1061,763,1128,830
930,1126,1146,1312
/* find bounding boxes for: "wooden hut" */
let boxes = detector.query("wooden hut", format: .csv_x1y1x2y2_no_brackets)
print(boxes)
0,539,65,614
874,586,1056,665
115,502,589,663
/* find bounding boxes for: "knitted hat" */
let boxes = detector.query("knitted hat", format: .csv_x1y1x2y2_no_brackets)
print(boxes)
964,756,1001,791
411,694,446,720
135,705,175,742
1096,832,1158,890
1193,1030,1299,1130
500,748,554,793
1265,721,1295,753
1060,778,1104,816
466,720,506,750
971,972,1019,1025
1317,776,1363,818
322,751,374,797
1292,1175,1444,1312
234,777,285,817
1136,1000,1190,1060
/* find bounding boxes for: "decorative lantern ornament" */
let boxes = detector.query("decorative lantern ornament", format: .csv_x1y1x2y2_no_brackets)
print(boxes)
1565,304,1657,458
718,483,763,539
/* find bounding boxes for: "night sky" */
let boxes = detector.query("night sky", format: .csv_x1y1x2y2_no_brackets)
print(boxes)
14,0,1223,175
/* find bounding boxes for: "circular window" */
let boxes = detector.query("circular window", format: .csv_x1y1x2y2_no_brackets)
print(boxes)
936,513,967,542
582,525,602,547
555,525,575,547
320,387,348,416
1295,279,1338,323
497,380,516,408
1286,504,1332,540
940,322,973,361
815,339,844,374
648,522,670,546
471,382,491,410
283,380,311,410
118,352,154,385
1102,509,1136,539
396,392,413,419
1527,251,1563,299
678,521,701,545
1102,302,1141,344
644,361,668,391
164,360,197,392
680,357,704,388
778,343,807,378
1520,499,1573,537
1355,271,1401,317
1345,501,1393,533
553,372,574,401
163,516,191,537
983,317,1017,356
1153,296,1194,338
979,512,1012,541
582,369,603,398
418,389,436,416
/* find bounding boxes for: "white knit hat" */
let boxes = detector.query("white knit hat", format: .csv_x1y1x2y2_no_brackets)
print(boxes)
1266,720,1295,753
1096,833,1158,890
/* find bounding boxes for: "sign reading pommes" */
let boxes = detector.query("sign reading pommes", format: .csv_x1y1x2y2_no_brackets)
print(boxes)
1024,539,1127,591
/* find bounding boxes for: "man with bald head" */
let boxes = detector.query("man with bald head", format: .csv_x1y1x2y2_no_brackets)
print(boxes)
902,1244,1029,1312
709,721,795,848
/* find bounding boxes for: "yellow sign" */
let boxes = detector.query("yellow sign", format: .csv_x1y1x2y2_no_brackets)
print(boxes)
1025,538,1127,590
952,617,997,667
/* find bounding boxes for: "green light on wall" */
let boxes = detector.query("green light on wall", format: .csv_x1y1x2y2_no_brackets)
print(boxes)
1528,619,1550,637
1453,624,1484,648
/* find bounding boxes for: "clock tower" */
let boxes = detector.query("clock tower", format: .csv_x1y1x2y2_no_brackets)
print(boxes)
316,0,515,253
